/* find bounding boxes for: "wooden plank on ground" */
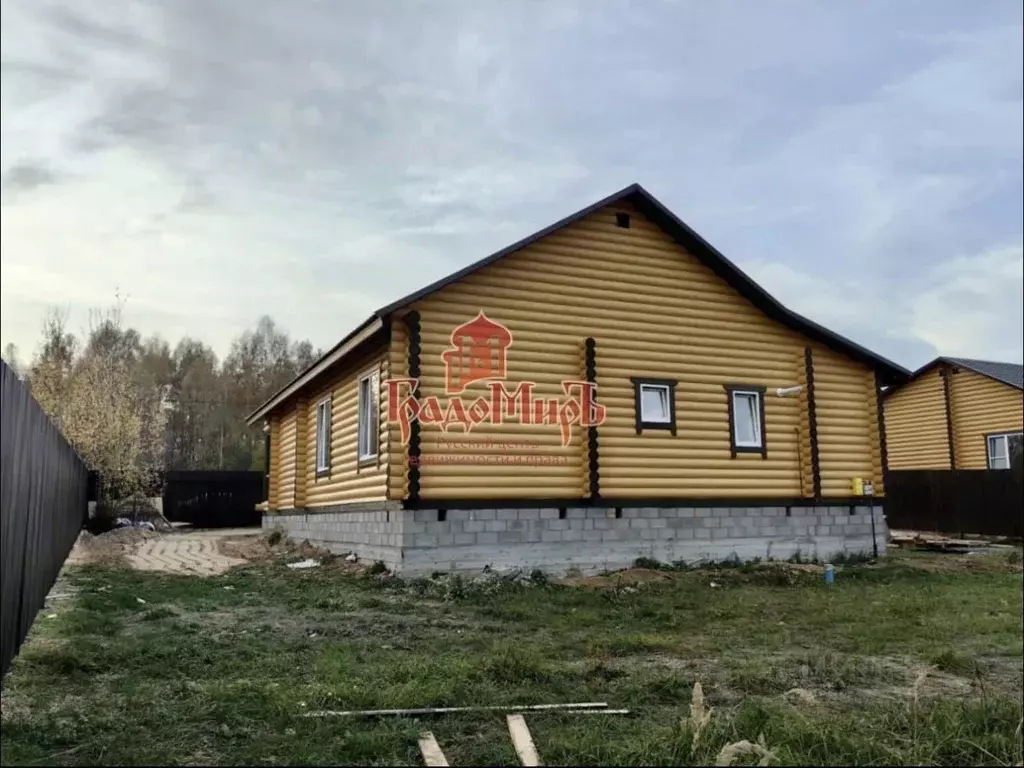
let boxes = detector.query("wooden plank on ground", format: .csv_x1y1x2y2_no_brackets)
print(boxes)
305,702,608,718
507,714,541,766
418,731,449,767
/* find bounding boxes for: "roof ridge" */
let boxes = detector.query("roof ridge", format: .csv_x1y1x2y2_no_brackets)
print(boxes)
247,183,910,424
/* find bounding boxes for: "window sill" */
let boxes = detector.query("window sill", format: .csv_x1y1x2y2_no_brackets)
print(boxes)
730,444,767,459
637,420,676,435
315,468,331,479
357,455,378,469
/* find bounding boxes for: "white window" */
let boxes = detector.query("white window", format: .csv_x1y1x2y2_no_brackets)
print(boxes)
731,390,763,449
358,371,379,461
315,398,331,474
631,378,677,434
987,432,1022,470
639,384,672,424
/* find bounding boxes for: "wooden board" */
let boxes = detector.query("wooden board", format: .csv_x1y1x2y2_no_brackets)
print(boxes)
418,731,449,767
507,714,541,766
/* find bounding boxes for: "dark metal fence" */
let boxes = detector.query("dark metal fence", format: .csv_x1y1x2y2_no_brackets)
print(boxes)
163,470,263,528
886,469,1024,538
1,360,89,680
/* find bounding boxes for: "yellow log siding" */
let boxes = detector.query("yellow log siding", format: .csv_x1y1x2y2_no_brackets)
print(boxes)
389,200,883,499
811,346,882,496
294,396,309,507
884,368,952,470
302,350,390,508
276,407,299,509
268,414,281,507
949,369,1024,469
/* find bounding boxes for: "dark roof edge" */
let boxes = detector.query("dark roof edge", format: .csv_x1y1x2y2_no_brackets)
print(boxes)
629,187,909,383
944,357,1023,390
244,314,384,425
375,183,648,315
250,182,911,421
885,357,1024,399
380,182,909,382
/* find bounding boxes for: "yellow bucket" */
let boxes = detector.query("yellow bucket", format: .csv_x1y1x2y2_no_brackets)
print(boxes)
850,477,864,496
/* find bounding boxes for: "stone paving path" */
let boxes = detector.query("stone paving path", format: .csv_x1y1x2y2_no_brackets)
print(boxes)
127,529,259,576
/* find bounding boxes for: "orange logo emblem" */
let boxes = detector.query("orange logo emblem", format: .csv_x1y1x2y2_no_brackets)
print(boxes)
386,312,606,447
442,311,513,394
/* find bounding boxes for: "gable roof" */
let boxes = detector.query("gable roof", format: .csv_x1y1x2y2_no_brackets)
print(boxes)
889,356,1024,396
247,183,910,425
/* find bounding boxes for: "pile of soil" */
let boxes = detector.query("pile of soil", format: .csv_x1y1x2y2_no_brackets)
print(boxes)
218,532,302,562
67,527,160,567
556,568,676,589
96,528,160,545
217,531,365,573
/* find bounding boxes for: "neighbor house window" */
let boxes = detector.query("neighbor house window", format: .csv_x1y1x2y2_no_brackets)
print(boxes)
315,397,332,476
357,370,380,463
725,385,767,458
986,432,1022,470
630,378,677,435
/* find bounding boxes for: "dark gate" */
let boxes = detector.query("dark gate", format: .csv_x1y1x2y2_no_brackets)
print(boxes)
163,471,263,528
885,469,1024,538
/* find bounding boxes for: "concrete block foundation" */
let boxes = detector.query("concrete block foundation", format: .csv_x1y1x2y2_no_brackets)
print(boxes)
264,502,889,576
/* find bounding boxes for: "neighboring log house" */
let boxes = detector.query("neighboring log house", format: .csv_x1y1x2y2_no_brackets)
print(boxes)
884,357,1023,471
246,183,908,574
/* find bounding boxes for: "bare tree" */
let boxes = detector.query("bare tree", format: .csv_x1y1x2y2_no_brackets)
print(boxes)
27,304,321,478
28,302,166,504
27,308,78,423
221,315,321,470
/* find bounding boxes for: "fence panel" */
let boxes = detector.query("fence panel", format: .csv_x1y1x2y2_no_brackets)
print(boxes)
1,360,89,680
886,469,1024,538
163,470,263,528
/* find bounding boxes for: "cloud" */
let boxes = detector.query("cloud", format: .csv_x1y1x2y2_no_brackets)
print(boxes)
909,245,1024,363
2,160,59,192
1,0,1021,373
745,242,1024,368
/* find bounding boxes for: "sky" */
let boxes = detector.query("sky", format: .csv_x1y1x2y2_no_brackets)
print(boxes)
2,0,1022,372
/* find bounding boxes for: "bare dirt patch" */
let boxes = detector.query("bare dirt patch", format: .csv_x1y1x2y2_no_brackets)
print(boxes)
556,568,676,588
66,529,159,568
217,531,332,564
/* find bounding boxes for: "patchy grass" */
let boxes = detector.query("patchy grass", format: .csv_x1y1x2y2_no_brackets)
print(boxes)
1,551,1022,766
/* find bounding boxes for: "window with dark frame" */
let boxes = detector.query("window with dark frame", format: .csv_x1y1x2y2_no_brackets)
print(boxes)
630,377,677,435
986,431,1022,470
315,398,332,476
725,384,767,458
357,370,380,463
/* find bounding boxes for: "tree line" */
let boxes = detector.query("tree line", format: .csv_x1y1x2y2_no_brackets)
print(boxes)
2,299,320,499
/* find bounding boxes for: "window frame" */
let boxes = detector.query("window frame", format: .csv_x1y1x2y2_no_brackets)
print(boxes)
985,431,1022,470
724,384,768,458
630,377,678,435
314,396,332,478
357,369,380,465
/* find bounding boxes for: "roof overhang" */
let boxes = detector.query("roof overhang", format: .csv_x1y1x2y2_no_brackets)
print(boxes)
248,183,912,423
884,356,1023,398
244,316,384,426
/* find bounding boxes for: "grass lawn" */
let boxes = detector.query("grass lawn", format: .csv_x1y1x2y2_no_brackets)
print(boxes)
1,546,1022,766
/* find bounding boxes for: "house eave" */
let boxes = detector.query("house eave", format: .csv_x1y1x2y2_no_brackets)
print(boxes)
244,316,385,426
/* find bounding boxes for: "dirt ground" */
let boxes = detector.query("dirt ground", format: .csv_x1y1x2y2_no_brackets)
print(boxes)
65,527,368,577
